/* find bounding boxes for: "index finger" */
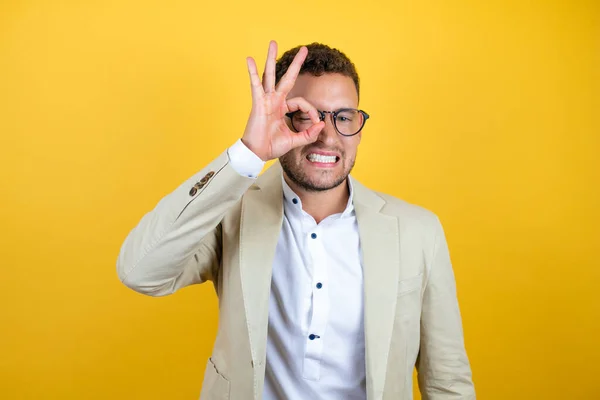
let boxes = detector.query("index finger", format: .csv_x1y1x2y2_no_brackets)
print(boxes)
275,46,308,94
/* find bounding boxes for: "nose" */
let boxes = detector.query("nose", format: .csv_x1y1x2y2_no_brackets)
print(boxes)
317,113,338,145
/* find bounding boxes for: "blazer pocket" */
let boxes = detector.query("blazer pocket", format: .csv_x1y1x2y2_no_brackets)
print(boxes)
199,357,230,400
397,273,423,296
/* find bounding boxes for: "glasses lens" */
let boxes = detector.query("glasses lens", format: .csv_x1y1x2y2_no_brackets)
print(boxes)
334,109,364,136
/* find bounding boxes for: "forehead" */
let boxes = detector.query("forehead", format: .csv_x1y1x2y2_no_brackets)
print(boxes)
287,73,358,109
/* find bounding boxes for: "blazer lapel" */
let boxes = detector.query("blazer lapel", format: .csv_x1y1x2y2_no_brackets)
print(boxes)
351,177,400,400
239,162,284,398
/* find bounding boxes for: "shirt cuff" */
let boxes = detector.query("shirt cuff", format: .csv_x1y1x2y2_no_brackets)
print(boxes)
227,139,265,178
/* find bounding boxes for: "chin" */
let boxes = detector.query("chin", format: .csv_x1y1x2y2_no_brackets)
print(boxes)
290,169,348,192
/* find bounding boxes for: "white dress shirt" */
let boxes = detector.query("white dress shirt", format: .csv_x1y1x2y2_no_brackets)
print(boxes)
228,140,366,400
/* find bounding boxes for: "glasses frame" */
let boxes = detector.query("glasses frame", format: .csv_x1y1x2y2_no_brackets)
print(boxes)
285,108,370,137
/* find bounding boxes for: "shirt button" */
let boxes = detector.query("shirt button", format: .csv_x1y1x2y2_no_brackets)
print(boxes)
316,282,323,289
311,233,317,239
292,198,298,204
309,334,316,340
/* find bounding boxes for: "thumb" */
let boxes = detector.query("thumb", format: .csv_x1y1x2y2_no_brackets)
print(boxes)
289,121,324,149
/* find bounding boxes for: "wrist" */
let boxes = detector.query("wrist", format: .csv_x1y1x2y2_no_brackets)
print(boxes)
240,137,268,162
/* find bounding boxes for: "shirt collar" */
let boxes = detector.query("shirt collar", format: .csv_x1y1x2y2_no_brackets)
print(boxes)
281,175,355,219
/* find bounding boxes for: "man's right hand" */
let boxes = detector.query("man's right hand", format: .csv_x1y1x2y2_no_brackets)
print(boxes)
241,41,325,162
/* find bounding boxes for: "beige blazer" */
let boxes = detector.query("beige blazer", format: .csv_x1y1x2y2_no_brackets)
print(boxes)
117,149,475,400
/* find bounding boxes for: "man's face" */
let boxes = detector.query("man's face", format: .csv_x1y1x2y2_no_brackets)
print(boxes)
280,73,361,192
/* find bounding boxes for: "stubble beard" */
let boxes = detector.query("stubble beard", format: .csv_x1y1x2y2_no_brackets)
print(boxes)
279,151,356,193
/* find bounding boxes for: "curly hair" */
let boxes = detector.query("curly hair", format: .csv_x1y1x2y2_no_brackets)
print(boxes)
275,43,360,98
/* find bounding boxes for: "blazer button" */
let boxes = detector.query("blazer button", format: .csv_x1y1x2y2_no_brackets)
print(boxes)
206,171,215,178
189,186,197,196
200,176,209,184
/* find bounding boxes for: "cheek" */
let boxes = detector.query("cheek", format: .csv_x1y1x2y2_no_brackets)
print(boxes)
343,140,360,159
290,148,305,162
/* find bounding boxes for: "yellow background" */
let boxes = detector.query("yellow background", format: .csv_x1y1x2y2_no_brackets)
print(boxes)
1,0,598,399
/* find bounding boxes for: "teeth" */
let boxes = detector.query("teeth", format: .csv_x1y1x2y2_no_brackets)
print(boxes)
307,153,337,163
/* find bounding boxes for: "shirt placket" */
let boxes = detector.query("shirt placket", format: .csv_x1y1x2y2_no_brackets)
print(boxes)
303,224,329,381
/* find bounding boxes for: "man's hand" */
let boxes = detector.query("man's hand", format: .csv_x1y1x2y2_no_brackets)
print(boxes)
242,41,325,162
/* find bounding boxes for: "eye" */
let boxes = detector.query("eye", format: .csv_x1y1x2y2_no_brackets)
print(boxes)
294,112,312,122
336,113,354,123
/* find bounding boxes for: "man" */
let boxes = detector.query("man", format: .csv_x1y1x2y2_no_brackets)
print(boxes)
117,41,475,400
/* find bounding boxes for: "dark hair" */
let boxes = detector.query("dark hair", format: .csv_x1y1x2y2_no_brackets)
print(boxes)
275,43,360,98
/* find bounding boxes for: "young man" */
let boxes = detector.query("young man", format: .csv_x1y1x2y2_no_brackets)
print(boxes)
117,41,475,400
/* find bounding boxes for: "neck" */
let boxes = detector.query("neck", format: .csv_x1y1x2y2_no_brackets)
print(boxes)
284,174,350,224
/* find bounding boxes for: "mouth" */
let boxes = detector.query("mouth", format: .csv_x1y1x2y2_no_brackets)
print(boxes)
306,152,340,167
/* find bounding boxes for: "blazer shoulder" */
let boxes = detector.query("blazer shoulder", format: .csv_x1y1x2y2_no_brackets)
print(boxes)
375,191,441,231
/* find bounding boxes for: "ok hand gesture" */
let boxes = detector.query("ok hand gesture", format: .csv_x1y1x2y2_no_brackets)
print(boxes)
241,41,325,161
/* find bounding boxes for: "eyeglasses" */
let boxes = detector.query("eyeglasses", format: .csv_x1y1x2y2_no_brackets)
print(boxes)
285,108,370,137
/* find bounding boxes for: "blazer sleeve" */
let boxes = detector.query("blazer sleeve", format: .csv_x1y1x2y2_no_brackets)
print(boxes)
116,149,255,297
416,217,476,399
